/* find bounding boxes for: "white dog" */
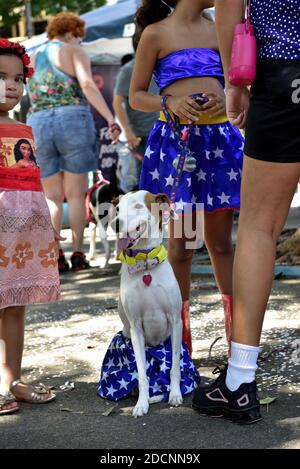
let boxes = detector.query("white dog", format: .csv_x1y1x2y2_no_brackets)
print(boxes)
112,190,183,417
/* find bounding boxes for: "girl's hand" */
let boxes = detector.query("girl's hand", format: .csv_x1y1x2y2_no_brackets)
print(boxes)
165,95,202,123
199,92,226,118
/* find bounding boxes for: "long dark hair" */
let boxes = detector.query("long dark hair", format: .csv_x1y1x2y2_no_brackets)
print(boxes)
14,139,36,164
135,0,177,32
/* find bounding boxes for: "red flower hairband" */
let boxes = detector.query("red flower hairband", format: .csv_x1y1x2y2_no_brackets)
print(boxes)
0,38,34,79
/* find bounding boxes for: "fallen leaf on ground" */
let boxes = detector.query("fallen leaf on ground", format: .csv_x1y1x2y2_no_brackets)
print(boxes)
260,397,277,405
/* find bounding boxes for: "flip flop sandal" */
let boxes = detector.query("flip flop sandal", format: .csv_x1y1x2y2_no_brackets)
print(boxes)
10,379,56,404
0,393,20,415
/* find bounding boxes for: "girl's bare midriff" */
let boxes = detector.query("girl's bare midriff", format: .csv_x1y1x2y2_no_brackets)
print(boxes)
163,76,224,99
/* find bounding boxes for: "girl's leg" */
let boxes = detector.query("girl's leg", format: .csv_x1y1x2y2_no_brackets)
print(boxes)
204,210,235,347
0,306,25,393
0,308,19,412
168,215,196,300
168,215,196,354
0,306,52,402
204,210,234,295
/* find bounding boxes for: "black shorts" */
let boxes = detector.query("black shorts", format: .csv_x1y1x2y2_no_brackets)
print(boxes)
244,59,300,163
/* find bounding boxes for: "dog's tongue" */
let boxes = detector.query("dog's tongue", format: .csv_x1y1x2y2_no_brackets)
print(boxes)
117,236,135,252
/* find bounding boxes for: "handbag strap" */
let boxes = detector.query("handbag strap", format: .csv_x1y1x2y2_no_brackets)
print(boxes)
244,0,251,30
160,94,193,207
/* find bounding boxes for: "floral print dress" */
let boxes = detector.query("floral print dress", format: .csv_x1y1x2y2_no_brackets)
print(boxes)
0,123,60,308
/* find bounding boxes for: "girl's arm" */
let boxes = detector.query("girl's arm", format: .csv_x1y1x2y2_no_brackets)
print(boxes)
129,26,162,113
215,0,244,85
129,26,202,122
71,47,115,125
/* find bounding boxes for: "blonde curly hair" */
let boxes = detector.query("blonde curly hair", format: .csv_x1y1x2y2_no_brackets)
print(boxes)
47,12,86,40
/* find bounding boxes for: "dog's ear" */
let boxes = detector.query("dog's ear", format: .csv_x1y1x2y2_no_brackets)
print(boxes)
154,193,177,222
112,196,120,207
154,193,170,205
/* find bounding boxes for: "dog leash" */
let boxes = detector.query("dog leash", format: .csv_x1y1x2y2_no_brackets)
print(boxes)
85,172,110,224
160,93,208,207
116,140,144,161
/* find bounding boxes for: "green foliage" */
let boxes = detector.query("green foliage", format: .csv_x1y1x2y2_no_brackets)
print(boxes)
0,0,106,28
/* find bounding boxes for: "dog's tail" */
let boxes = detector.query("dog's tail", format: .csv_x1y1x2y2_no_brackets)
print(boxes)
149,395,164,404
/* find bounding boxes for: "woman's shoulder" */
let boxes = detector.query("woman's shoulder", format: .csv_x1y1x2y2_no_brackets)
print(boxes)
60,42,87,58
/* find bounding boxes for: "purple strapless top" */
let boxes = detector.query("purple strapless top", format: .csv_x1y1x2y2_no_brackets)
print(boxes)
153,48,224,91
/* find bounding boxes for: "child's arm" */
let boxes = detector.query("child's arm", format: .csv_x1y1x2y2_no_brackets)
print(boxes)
129,25,162,113
129,26,202,123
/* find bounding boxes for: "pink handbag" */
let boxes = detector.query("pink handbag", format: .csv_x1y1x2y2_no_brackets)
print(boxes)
228,0,257,87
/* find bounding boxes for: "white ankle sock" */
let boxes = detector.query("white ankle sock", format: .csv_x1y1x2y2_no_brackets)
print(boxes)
226,341,260,391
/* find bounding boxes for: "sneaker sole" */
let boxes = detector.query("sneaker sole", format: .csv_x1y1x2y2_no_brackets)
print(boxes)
192,403,262,425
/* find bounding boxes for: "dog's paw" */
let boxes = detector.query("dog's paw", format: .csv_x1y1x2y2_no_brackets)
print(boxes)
132,400,149,418
168,390,183,407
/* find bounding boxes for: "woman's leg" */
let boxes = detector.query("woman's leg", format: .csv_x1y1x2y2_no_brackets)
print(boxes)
204,210,235,347
233,157,300,345
192,157,300,422
204,210,234,295
63,172,88,253
42,172,65,235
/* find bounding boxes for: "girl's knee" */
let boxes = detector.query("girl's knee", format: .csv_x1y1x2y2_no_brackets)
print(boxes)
168,241,194,262
205,238,233,256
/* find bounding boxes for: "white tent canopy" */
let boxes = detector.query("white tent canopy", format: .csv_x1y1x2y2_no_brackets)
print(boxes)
21,0,139,55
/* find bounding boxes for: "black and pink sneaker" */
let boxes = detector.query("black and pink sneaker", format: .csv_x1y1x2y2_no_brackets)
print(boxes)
192,366,262,425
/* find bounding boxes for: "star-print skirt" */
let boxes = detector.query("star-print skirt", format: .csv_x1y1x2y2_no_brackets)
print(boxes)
140,119,244,213
98,331,201,401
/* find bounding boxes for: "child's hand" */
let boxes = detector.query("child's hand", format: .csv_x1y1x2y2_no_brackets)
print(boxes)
199,92,226,118
165,95,202,123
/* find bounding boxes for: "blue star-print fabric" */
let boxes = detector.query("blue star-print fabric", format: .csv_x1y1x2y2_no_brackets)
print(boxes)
98,332,201,401
139,120,244,213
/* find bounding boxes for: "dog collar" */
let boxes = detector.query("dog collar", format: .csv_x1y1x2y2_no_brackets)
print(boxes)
119,244,167,274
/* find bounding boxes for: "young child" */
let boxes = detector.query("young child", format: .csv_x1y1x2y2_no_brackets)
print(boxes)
130,0,244,354
0,39,60,415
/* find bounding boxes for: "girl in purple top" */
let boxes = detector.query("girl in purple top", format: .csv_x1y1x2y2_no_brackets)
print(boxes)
193,0,300,424
130,0,245,357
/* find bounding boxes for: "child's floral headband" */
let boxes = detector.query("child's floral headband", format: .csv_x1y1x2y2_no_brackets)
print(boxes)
0,38,34,81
